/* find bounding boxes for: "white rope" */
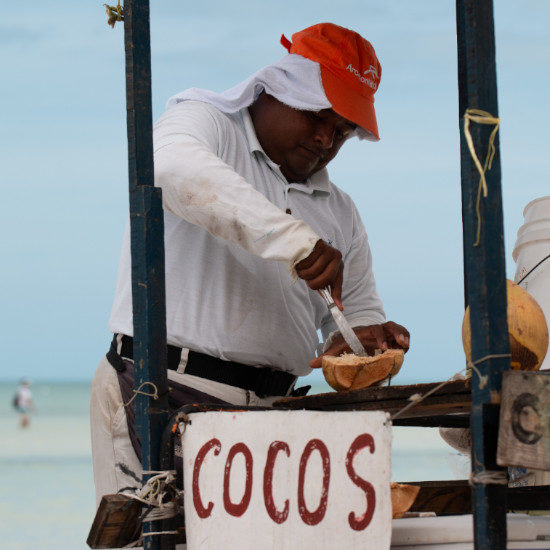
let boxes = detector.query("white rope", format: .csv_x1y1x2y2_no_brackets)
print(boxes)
142,502,178,522
121,470,183,547
122,470,181,521
470,469,508,486
391,378,453,420
143,530,179,537
123,531,179,548
467,362,488,389
467,353,511,389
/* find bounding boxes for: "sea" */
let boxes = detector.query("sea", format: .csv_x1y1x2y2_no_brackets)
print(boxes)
0,381,469,549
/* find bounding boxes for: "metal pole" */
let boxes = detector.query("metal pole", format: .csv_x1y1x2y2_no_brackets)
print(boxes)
455,0,510,548
124,1,171,548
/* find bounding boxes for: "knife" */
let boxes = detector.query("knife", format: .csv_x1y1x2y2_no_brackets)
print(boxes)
318,288,368,356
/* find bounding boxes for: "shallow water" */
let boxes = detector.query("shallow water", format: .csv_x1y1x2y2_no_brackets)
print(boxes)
0,381,464,549
0,382,94,549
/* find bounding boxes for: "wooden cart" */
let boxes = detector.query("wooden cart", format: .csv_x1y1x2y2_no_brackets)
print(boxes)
89,1,550,548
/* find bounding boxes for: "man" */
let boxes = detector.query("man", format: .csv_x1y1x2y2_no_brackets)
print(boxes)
13,379,34,428
91,22,409,506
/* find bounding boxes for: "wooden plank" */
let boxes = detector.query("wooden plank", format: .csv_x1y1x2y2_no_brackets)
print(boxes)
87,494,141,549
393,415,470,428
497,370,550,470
307,393,471,418
274,379,470,410
408,481,471,516
508,485,550,511
404,481,550,516
274,380,472,420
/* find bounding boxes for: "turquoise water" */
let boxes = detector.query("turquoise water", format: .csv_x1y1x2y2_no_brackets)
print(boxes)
0,381,463,549
0,382,95,549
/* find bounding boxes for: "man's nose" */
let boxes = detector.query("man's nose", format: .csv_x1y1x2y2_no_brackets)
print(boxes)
314,122,335,149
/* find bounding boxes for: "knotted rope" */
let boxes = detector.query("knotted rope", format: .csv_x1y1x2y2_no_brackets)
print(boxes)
121,469,182,547
124,470,179,517
463,108,500,247
123,381,159,407
469,469,508,486
104,1,124,28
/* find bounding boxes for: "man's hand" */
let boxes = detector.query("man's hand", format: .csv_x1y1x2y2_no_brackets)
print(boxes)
310,321,410,368
295,239,343,309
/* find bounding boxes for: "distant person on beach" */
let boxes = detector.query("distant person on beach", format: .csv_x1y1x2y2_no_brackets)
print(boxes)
91,23,410,506
13,379,34,428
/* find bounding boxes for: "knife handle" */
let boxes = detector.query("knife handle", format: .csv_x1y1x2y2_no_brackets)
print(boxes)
318,288,335,308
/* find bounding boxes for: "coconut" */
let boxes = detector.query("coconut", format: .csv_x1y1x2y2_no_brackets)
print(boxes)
462,279,549,371
391,482,421,519
321,349,404,391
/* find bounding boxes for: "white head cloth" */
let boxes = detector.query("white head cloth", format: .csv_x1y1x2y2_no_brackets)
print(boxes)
167,54,371,140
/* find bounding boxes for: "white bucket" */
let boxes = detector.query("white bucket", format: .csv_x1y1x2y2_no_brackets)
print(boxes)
512,196,550,371
511,196,550,488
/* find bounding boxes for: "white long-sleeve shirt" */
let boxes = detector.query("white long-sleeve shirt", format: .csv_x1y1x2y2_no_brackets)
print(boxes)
109,101,385,376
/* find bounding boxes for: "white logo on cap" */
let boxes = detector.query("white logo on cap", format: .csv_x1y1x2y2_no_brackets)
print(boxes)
363,65,379,79
346,63,378,90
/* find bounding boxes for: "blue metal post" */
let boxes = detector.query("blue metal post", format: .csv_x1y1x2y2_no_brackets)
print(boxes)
456,0,510,548
124,1,170,548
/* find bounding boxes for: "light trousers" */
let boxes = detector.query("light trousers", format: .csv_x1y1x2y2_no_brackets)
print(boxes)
90,355,280,507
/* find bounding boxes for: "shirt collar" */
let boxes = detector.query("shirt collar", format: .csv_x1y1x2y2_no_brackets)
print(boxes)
241,108,332,196
242,108,264,155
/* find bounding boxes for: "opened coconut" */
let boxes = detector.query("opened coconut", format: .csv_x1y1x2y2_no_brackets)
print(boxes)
462,279,548,371
322,349,404,391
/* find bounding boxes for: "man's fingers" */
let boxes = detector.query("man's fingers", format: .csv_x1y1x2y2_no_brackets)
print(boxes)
296,240,343,294
396,333,409,348
372,324,387,352
304,257,341,290
296,251,333,281
310,356,323,368
383,321,410,350
297,246,341,283
310,322,399,367
356,337,382,356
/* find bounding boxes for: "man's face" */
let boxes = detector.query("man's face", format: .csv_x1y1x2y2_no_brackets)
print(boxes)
250,94,357,182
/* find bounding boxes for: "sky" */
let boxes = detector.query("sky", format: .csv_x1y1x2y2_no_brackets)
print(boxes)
0,1,548,386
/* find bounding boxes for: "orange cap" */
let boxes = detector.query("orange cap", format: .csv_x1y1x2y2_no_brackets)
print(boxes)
281,23,381,141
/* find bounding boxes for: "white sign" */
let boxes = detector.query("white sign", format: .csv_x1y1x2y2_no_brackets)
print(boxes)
182,410,391,550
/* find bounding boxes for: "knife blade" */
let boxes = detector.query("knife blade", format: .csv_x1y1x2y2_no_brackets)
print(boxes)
318,288,368,356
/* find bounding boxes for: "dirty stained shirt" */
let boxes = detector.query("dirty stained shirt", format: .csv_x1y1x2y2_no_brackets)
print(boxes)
109,101,385,376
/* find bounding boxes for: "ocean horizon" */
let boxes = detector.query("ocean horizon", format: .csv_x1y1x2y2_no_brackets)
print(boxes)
0,381,466,549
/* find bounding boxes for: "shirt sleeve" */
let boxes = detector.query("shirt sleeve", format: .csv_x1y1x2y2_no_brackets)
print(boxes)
153,101,319,276
320,203,386,348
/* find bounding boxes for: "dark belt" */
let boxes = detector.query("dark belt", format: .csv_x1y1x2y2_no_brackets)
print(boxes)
107,334,298,398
